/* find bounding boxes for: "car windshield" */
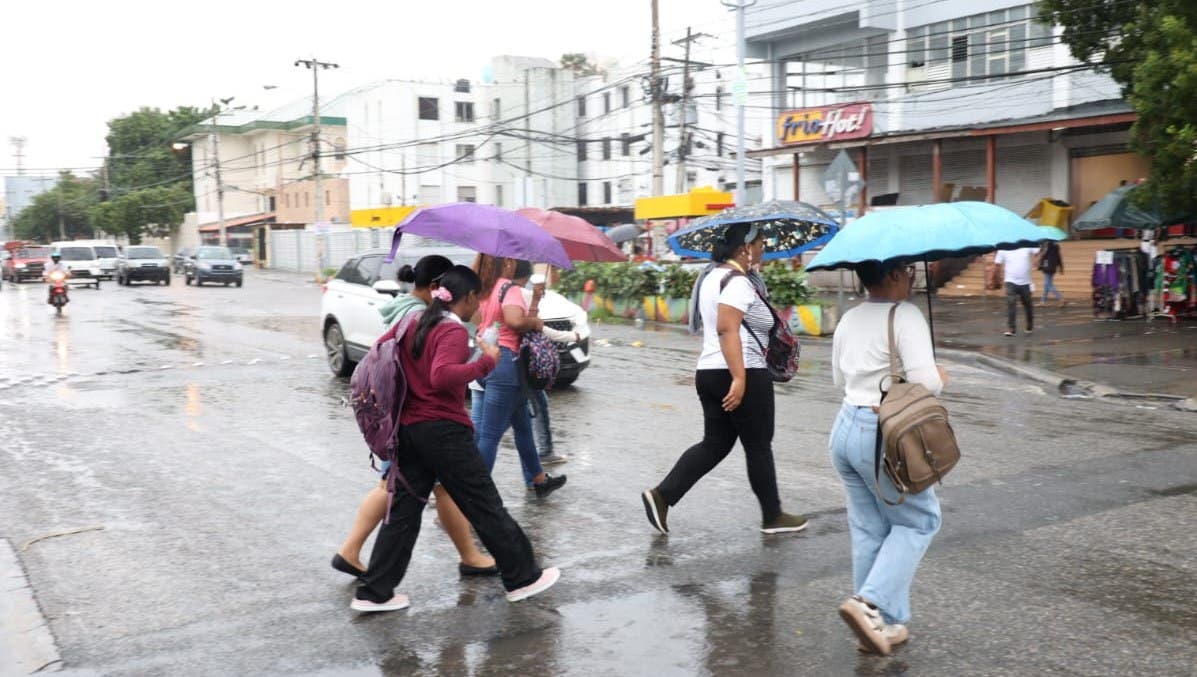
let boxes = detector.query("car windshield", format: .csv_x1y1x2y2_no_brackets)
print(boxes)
93,246,118,258
197,247,231,260
127,247,163,259
59,247,94,261
18,246,50,258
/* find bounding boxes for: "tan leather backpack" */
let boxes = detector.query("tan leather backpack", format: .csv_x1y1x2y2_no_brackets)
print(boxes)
875,304,960,504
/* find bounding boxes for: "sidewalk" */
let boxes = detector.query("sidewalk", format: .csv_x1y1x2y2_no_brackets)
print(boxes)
842,293,1197,406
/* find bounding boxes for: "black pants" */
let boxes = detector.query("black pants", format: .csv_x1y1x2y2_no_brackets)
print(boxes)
1005,282,1033,332
356,420,541,603
656,368,782,521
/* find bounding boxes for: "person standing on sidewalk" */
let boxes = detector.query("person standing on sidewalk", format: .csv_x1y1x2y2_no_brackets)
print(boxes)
333,255,501,580
1038,241,1065,307
830,260,947,655
641,223,808,536
352,265,560,612
995,246,1038,336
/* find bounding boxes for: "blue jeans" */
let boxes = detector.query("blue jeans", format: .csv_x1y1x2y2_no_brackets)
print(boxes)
475,348,544,487
829,403,941,625
1041,273,1062,302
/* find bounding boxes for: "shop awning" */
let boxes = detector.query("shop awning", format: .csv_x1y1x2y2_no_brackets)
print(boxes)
198,212,275,233
350,205,419,228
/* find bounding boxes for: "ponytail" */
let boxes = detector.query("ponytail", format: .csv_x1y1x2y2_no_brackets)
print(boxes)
410,265,483,359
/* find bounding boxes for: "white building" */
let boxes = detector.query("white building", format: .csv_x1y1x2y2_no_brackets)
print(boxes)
744,0,1137,220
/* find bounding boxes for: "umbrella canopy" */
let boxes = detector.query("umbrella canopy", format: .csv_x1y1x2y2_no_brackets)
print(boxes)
667,200,839,261
1072,184,1187,231
384,203,572,269
517,208,626,262
604,223,642,244
806,202,1066,271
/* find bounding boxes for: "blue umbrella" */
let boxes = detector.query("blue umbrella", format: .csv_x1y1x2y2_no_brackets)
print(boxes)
668,200,839,261
805,201,1066,340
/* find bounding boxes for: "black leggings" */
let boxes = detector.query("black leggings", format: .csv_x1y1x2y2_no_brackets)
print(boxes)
356,420,541,603
656,368,782,521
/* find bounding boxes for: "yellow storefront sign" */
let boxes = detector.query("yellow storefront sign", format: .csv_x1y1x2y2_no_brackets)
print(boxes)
633,187,734,220
349,205,419,228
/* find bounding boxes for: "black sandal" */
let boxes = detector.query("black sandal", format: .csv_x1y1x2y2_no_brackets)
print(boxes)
331,553,366,579
458,562,500,576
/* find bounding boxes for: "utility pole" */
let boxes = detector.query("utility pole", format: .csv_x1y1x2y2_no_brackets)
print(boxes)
210,105,226,247
650,0,664,196
295,57,340,277
721,0,756,206
673,27,709,193
56,188,65,241
9,137,27,175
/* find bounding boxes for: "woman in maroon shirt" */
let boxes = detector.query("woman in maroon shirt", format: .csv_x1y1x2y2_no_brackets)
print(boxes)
352,265,561,612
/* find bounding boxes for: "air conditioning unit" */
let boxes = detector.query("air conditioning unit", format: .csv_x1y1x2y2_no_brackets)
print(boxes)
381,192,393,205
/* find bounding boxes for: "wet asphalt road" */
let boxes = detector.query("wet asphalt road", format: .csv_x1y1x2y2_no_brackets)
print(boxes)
1,271,1195,676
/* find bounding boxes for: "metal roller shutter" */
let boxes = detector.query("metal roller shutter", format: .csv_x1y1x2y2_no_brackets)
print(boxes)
995,145,1051,216
899,154,933,205
941,148,986,196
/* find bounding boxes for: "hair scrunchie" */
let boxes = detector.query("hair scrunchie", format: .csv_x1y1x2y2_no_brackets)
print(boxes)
431,287,453,303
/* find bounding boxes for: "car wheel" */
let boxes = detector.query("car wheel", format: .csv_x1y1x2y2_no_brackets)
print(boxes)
324,322,353,377
164,275,171,286
185,274,191,286
235,279,243,288
196,278,203,287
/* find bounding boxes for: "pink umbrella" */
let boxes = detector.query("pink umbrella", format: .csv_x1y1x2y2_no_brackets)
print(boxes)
517,208,627,262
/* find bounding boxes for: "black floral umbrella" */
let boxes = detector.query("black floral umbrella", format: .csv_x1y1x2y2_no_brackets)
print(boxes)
667,200,840,260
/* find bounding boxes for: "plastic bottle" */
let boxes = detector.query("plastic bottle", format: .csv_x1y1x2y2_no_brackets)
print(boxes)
481,322,500,347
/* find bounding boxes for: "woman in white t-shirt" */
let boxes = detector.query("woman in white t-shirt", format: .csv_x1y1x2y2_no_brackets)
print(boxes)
829,260,947,656
641,223,809,536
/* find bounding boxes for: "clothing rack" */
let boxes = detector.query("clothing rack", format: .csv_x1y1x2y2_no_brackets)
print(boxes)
1091,248,1148,320
1150,245,1197,323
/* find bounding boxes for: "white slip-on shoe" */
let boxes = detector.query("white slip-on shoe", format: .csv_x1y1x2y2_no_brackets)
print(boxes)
350,593,411,613
506,567,561,602
856,623,908,653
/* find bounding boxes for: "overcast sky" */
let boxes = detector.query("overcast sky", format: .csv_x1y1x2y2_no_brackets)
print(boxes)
0,0,736,176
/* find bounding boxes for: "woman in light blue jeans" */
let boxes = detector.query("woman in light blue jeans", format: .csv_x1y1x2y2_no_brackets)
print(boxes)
829,260,946,655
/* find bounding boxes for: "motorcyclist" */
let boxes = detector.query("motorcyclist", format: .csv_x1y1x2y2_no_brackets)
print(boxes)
43,251,71,304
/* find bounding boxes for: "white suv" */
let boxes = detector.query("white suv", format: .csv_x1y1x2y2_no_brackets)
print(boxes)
320,247,592,385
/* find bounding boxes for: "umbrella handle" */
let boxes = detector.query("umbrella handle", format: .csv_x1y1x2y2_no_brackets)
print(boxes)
384,229,404,264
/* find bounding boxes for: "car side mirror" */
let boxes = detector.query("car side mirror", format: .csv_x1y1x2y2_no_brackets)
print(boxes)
372,280,401,296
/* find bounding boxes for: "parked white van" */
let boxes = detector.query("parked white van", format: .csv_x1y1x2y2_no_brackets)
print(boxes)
49,241,102,289
71,240,121,279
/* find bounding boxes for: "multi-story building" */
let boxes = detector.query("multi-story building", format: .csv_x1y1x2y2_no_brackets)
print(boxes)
3,175,58,240
178,98,350,249
744,0,1136,220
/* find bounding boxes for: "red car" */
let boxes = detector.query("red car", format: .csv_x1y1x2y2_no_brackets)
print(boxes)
2,242,51,282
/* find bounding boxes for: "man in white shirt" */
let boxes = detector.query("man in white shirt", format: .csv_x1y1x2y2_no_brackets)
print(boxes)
994,247,1037,336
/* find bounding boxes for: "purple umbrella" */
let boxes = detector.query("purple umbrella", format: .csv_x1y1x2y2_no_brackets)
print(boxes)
383,203,573,269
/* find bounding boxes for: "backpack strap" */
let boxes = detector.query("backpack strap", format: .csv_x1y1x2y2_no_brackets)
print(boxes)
383,310,429,517
719,269,771,355
874,303,907,506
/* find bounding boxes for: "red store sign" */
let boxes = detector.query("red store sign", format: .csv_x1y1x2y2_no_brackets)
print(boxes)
776,103,873,146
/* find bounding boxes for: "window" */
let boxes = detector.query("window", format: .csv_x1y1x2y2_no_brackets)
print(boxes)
603,92,611,114
602,137,611,160
577,140,588,161
333,138,346,160
951,35,969,81
356,255,383,285
492,97,501,119
603,181,612,204
325,190,331,206
455,101,475,123
455,144,475,163
494,184,504,207
418,185,440,204
457,186,477,203
418,97,439,120
576,95,586,117
907,6,1053,86
304,192,310,207
577,182,588,206
493,142,503,162
416,143,438,166
621,132,631,156
907,26,927,67
621,86,630,108
285,193,291,208
336,257,367,285
454,79,470,93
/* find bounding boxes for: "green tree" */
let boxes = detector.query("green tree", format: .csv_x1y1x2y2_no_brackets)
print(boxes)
561,53,603,77
11,172,100,242
1040,1,1197,212
99,105,210,239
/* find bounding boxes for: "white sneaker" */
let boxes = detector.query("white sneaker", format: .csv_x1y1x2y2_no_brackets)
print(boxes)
350,593,410,613
856,623,908,653
838,596,891,656
506,566,561,602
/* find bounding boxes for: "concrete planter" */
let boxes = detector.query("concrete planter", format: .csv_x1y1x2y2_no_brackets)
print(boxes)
651,296,690,324
778,303,839,336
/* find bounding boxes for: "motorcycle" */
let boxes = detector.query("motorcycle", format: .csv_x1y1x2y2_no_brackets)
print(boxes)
48,271,69,315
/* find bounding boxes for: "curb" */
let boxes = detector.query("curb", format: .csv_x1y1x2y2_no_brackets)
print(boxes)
0,538,61,674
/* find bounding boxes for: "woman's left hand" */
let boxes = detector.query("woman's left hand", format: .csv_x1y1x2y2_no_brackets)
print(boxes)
722,377,745,411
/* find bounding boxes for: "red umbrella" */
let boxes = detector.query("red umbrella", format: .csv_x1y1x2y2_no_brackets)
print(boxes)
516,208,627,262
